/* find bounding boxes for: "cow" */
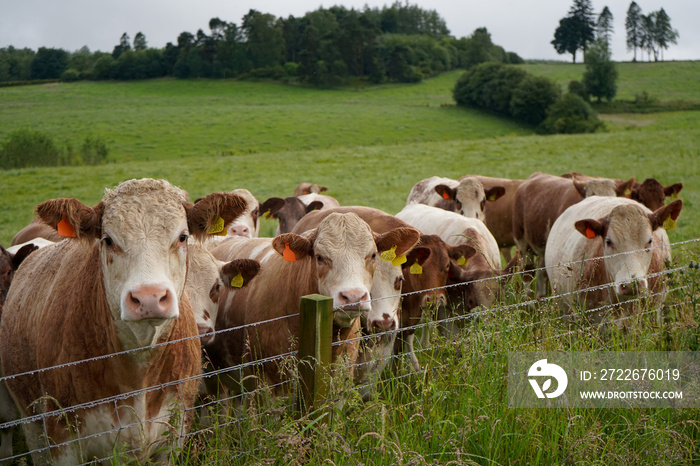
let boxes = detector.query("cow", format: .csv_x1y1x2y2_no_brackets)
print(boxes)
258,196,326,236
292,207,459,393
545,196,683,324
406,176,506,222
0,242,38,461
512,172,627,298
225,188,263,238
11,218,61,245
293,182,328,196
461,175,526,263
396,204,511,363
205,212,420,395
0,178,248,464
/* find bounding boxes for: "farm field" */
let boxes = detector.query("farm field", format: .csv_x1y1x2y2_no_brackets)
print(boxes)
1,62,700,464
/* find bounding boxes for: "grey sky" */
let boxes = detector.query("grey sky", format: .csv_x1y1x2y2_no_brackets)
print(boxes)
0,0,697,62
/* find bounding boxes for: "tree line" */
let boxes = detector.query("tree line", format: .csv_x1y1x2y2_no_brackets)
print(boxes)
552,0,679,63
0,2,523,86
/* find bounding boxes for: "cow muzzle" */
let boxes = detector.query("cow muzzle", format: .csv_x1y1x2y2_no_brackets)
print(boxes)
198,324,215,346
123,284,178,321
369,313,398,333
616,278,648,297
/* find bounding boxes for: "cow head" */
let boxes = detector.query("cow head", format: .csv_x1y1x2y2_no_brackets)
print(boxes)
36,179,248,348
435,177,505,221
272,213,420,328
630,178,683,212
573,178,618,198
294,182,328,196
260,196,321,235
187,242,260,346
227,188,261,238
574,199,682,298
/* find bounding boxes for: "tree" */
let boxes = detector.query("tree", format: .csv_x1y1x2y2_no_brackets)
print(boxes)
551,0,596,63
596,6,614,48
112,33,131,59
582,39,617,102
133,32,147,51
625,1,643,61
654,8,678,61
538,93,604,134
241,9,285,69
30,47,69,79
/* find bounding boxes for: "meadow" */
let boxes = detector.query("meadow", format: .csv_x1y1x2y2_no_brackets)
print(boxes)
1,62,700,464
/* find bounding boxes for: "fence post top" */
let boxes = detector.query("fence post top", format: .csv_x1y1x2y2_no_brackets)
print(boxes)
301,294,333,302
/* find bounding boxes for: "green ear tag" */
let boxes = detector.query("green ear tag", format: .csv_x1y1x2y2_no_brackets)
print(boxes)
456,255,468,266
380,245,397,262
209,216,225,235
663,217,676,230
391,254,407,266
230,273,244,288
410,260,423,275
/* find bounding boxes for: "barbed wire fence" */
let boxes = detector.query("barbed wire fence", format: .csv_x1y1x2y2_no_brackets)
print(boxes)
1,238,699,464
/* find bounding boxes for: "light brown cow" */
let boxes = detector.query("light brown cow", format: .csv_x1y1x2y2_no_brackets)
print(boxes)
0,178,248,464
10,218,61,245
512,172,628,298
206,212,420,393
545,197,683,323
406,176,505,222
293,182,328,196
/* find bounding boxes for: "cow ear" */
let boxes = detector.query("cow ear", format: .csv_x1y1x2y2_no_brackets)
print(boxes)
185,192,248,240
259,197,286,219
319,186,328,193
306,201,324,213
375,227,421,258
221,258,261,289
664,183,683,199
10,244,39,270
403,246,431,270
272,232,314,261
616,177,635,198
572,180,587,198
36,198,103,240
448,244,476,266
434,184,455,201
485,186,506,202
650,199,683,231
574,219,604,238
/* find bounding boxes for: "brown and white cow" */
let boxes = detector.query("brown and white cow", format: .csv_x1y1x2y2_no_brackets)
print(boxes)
406,176,505,222
293,182,328,196
206,212,420,392
0,178,248,464
396,204,509,365
461,175,525,263
545,196,683,323
0,242,39,461
512,172,626,298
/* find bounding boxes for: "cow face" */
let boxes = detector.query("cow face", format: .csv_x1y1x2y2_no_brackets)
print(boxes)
364,259,403,332
227,189,260,238
274,213,419,328
437,177,505,221
573,178,618,198
575,200,682,298
36,179,247,348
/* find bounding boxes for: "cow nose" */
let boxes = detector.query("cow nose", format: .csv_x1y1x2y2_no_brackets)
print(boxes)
338,289,370,309
423,292,446,308
371,313,397,332
617,279,647,296
230,225,250,237
125,285,175,320
198,324,215,346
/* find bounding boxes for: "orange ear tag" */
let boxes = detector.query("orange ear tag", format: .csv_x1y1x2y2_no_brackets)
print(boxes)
442,191,450,200
585,227,596,239
380,245,397,262
57,216,76,238
283,242,296,262
209,216,226,236
230,273,244,288
391,254,407,267
663,217,676,230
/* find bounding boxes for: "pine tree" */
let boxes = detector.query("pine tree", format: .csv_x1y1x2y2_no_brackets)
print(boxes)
625,1,642,62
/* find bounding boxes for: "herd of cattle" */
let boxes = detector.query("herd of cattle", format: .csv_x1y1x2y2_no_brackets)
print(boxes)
0,173,684,463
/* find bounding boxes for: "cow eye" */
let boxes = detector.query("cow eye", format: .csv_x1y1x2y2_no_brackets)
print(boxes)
102,236,113,247
605,238,614,247
316,254,324,263
371,252,377,260
179,233,189,243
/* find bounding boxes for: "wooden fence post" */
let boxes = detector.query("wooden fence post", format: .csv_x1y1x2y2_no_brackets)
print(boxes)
297,294,333,418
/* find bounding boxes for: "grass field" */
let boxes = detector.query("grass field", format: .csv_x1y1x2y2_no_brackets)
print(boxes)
1,62,700,464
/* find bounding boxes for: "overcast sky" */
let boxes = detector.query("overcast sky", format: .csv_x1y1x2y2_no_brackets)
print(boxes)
0,1,697,62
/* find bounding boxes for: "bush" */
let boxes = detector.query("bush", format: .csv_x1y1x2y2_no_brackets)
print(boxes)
510,75,561,126
568,80,589,101
0,130,109,170
61,68,81,82
538,93,605,134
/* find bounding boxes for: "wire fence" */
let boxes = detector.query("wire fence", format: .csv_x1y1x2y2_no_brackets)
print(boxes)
1,238,699,464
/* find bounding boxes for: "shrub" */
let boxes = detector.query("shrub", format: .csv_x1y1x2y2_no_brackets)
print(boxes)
61,68,81,82
568,80,589,101
0,128,61,169
538,93,605,134
510,75,562,126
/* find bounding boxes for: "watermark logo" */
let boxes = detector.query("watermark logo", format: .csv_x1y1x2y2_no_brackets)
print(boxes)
528,359,568,399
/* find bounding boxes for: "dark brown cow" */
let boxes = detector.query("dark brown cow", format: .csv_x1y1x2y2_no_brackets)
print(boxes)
0,179,248,464
207,212,420,393
512,172,626,298
260,196,324,235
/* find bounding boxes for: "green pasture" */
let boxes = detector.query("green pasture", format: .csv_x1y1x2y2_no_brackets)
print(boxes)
1,62,700,464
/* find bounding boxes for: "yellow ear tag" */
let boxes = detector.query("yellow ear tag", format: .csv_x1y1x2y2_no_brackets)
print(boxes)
230,273,244,288
410,260,423,275
671,191,679,200
380,245,397,262
488,193,497,202
456,255,468,266
209,216,225,235
663,217,676,230
391,254,407,267
263,209,272,219
57,216,76,238
283,242,296,262
624,188,631,196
